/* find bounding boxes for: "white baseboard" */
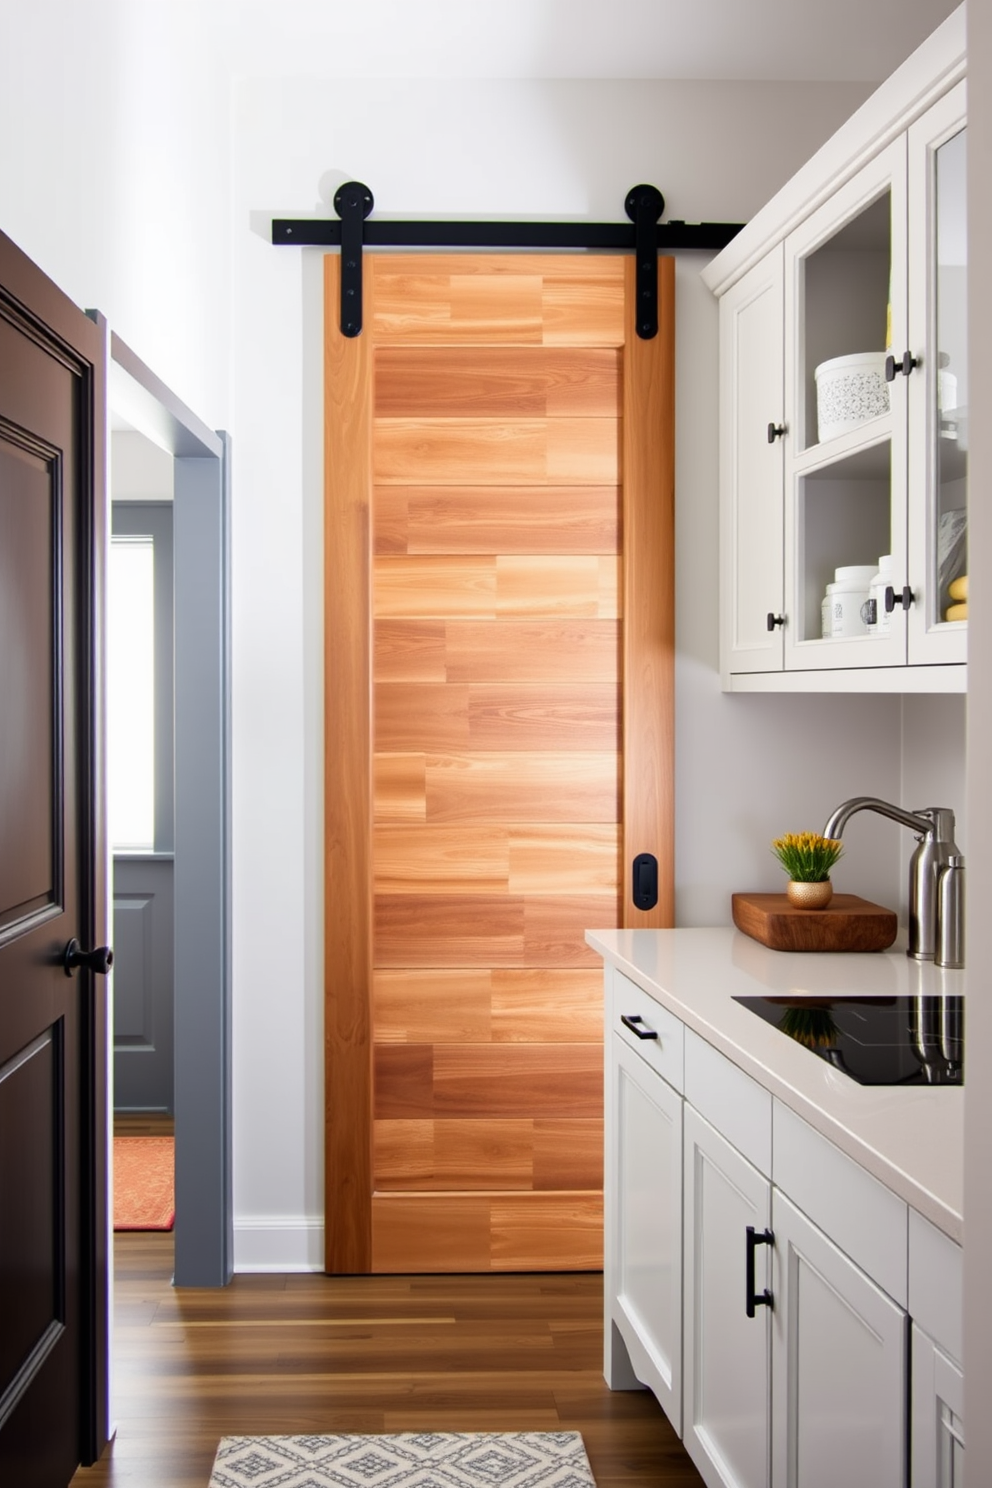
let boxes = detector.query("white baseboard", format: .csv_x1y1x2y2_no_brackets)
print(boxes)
233,1215,325,1272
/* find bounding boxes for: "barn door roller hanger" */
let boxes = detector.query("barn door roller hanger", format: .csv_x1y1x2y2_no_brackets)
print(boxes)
272,182,743,339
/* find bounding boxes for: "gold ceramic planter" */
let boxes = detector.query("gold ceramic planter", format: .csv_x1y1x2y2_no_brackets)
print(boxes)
785,879,833,910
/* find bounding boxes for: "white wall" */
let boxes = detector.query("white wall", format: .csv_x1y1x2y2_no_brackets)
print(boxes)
0,0,231,426
227,73,955,1266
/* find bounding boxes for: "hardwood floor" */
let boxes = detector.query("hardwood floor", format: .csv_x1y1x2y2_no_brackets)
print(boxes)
71,1234,703,1487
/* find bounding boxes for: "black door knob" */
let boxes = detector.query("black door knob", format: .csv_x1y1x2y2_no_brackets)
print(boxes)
63,939,114,977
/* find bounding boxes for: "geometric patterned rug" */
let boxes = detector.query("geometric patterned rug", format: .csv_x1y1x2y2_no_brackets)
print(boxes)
207,1433,597,1487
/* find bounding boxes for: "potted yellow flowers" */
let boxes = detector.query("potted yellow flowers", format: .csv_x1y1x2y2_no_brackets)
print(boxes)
771,832,843,909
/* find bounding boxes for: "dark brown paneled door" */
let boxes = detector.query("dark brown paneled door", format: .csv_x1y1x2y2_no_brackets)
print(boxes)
324,253,674,1273
0,232,107,1483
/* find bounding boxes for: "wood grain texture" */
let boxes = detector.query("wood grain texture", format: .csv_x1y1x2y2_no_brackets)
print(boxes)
71,1233,705,1488
374,1044,601,1120
373,417,620,486
375,682,618,752
374,890,629,970
373,969,602,1044
374,823,623,897
373,824,510,895
375,683,471,751
327,252,673,1273
374,486,621,556
373,754,427,823
622,254,675,930
323,254,374,1272
371,1193,604,1272
466,685,619,750
422,751,619,824
374,621,447,683
373,1119,602,1192
443,621,620,684
373,556,620,620
374,348,621,418
731,892,898,951
432,1046,602,1118
369,255,625,347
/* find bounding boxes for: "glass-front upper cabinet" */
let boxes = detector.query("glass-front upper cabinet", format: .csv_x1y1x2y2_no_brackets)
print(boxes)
782,139,908,672
907,80,967,666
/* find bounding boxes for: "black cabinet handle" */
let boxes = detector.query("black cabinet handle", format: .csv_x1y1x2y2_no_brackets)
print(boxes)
767,422,786,444
745,1225,774,1317
883,584,914,614
766,612,786,631
63,939,114,978
885,351,919,382
621,1014,659,1041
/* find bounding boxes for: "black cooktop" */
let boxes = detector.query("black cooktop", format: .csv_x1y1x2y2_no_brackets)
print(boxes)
733,994,964,1086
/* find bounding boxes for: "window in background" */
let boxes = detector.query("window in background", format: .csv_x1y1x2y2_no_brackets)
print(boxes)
108,534,155,851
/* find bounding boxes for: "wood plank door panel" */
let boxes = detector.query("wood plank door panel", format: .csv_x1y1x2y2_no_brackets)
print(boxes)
324,253,674,1273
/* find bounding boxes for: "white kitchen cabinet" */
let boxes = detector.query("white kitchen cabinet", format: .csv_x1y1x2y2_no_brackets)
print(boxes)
718,245,785,674
682,1105,771,1488
594,929,965,1485
909,1209,965,1485
708,11,967,691
912,1327,964,1487
604,974,684,1427
771,1190,908,1487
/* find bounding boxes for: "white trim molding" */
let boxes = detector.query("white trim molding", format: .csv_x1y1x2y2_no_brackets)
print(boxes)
233,1216,325,1273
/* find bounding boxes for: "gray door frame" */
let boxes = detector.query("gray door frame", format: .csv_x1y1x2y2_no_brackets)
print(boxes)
109,333,232,1286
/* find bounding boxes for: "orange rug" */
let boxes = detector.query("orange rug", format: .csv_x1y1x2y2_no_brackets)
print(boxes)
113,1136,175,1231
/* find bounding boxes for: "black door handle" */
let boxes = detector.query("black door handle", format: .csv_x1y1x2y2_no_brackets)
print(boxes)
63,939,114,977
745,1225,774,1317
632,852,658,911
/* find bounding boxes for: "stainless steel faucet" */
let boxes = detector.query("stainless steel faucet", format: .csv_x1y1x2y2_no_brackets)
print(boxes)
821,797,964,964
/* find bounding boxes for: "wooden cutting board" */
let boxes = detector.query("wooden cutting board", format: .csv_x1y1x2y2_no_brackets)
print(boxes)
732,892,898,952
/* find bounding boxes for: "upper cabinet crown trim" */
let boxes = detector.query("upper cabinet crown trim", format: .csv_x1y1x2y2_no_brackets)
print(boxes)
702,4,965,297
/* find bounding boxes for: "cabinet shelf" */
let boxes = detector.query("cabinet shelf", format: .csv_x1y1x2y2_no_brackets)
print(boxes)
797,419,892,479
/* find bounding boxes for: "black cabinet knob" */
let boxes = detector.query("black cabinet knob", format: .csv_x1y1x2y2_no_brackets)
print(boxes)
63,939,114,978
766,612,786,631
883,585,914,613
767,422,786,444
884,351,919,382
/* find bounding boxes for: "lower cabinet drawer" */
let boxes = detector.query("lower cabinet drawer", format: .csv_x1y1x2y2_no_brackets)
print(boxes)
612,968,684,1093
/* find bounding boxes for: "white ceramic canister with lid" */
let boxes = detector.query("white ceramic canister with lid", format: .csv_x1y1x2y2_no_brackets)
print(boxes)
863,554,895,636
828,564,877,638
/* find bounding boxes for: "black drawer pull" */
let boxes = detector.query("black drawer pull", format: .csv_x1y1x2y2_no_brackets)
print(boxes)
621,1014,659,1041
745,1225,774,1317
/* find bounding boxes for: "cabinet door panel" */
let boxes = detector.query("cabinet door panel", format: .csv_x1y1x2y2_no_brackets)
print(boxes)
911,1325,964,1488
783,139,909,672
610,1035,683,1429
772,1191,907,1488
683,1105,771,1488
719,246,785,677
906,80,967,666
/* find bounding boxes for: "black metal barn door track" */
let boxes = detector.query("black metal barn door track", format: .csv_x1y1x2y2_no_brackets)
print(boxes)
272,182,742,339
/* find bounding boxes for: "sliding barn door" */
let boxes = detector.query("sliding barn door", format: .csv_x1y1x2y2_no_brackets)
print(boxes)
324,253,673,1273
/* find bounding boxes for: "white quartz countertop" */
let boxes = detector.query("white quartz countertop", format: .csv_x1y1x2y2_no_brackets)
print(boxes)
586,927,964,1242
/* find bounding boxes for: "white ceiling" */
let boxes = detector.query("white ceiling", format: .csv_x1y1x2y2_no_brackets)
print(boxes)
215,0,962,83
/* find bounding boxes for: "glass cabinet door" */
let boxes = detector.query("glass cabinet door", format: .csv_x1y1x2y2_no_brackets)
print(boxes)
783,139,908,671
907,81,967,665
